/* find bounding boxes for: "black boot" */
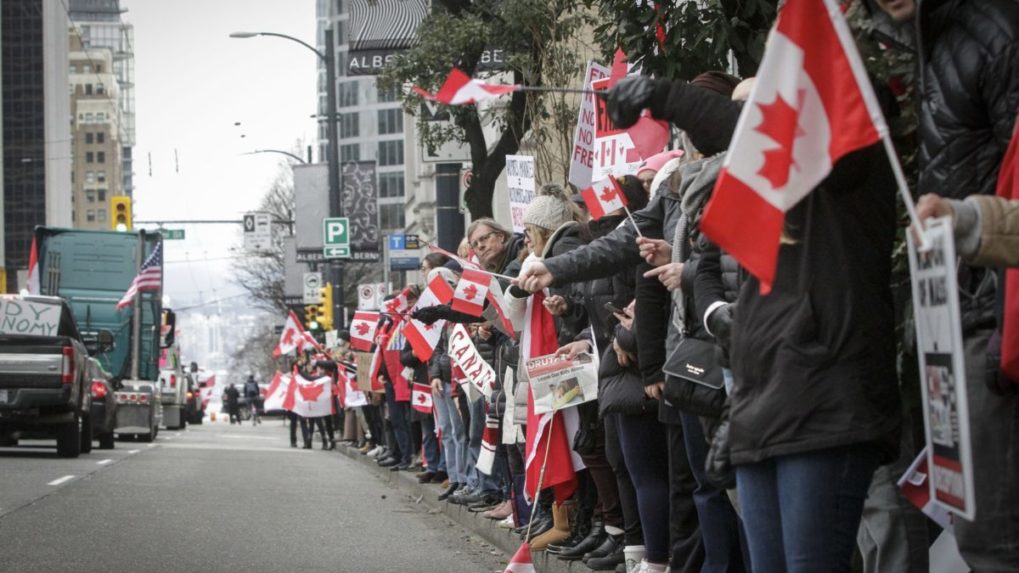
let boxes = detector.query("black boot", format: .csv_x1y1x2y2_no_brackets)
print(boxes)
547,516,594,554
557,522,606,561
583,532,623,563
437,482,461,501
584,534,624,571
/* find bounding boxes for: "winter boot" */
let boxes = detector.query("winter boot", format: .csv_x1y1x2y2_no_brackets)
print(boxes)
529,501,573,551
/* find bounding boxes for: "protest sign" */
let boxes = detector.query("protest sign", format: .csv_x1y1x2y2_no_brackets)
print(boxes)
568,61,611,190
448,324,496,398
506,155,535,234
907,217,975,520
0,296,60,337
525,352,599,415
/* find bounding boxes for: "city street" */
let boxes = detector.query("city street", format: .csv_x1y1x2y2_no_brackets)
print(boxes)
0,418,507,573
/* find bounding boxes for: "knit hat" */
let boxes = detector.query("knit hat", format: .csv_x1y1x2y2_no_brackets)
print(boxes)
522,184,575,232
427,267,458,288
637,149,685,178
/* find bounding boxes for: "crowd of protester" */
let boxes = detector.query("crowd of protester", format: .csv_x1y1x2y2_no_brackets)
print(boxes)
283,2,1019,572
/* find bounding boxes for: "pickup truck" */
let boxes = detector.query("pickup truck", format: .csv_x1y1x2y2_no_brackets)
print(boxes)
0,295,113,457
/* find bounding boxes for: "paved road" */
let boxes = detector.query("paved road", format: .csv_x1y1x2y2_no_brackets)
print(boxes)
0,418,507,573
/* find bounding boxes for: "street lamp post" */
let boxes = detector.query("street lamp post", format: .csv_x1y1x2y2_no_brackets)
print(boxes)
230,28,345,330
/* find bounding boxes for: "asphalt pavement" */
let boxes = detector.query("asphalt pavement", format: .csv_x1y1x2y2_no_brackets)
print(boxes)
0,416,508,573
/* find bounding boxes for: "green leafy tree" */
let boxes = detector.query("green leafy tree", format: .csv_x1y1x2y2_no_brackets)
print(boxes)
381,0,593,218
585,0,778,80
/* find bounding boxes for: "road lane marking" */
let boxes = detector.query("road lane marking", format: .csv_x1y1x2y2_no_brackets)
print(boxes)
48,475,75,486
97,459,113,465
146,443,156,447
174,433,181,436
128,449,140,454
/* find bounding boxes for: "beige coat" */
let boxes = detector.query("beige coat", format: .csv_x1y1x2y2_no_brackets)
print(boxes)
970,195,1019,268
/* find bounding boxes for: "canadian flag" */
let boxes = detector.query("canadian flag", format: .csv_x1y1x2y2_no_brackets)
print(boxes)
273,311,307,358
700,0,887,292
995,114,1019,384
199,374,216,408
411,382,433,414
350,310,380,352
524,291,580,503
384,286,414,317
483,277,518,339
404,275,455,362
299,331,323,354
451,268,490,317
412,68,520,105
581,175,628,220
898,448,953,530
503,542,536,573
262,371,291,412
285,374,333,418
25,237,40,295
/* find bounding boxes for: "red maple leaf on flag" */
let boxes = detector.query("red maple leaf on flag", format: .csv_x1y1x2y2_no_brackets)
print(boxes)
755,91,806,189
416,394,428,404
282,328,295,345
424,323,435,331
355,323,370,336
599,185,617,203
297,382,325,402
462,283,478,301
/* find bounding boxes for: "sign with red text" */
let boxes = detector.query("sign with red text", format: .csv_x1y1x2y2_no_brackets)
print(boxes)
506,155,535,234
448,324,496,398
568,61,611,190
526,352,599,415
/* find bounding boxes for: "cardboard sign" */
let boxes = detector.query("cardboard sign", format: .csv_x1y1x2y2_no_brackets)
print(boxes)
448,324,496,398
0,297,61,337
907,217,975,520
525,352,599,414
568,61,611,190
505,155,535,234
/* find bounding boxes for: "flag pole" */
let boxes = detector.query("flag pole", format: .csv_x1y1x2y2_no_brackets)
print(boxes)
517,86,600,96
623,205,644,239
879,134,929,250
524,412,557,542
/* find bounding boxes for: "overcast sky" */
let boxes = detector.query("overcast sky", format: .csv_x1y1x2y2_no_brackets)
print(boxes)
122,0,317,311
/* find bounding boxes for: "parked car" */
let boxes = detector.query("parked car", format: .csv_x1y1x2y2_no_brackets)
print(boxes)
87,358,116,450
0,295,111,457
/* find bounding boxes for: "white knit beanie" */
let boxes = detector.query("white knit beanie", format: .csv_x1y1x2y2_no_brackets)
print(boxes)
522,185,574,231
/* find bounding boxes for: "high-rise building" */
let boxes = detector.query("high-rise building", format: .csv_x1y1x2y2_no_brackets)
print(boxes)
67,0,134,199
1,0,73,292
68,34,122,230
316,1,416,241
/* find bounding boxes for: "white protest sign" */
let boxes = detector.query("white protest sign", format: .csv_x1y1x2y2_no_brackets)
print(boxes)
568,61,611,190
448,324,497,398
0,297,61,337
526,352,599,415
907,217,975,521
506,155,535,234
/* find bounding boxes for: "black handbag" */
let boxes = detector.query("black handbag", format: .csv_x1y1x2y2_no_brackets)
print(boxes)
662,313,726,418
598,343,654,416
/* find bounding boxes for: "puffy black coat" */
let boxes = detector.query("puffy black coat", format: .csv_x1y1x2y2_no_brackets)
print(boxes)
565,215,634,351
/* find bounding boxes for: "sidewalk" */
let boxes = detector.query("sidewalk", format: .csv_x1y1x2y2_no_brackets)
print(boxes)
336,443,587,573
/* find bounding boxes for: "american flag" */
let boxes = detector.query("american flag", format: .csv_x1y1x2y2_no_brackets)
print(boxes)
116,242,163,310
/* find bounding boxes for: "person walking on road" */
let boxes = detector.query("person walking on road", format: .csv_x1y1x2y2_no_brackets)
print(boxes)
243,374,261,426
224,383,241,425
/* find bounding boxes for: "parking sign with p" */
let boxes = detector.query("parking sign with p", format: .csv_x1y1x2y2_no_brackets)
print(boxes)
323,217,350,259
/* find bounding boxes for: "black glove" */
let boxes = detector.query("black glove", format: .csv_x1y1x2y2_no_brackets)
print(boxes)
707,303,735,353
411,305,449,325
607,76,656,129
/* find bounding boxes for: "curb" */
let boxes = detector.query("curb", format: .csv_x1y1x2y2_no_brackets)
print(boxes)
336,444,596,573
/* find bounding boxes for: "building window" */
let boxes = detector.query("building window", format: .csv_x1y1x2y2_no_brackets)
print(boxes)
85,84,93,95
85,113,94,123
378,172,405,198
86,210,96,222
377,84,399,103
98,209,107,222
340,112,359,138
83,64,92,73
85,132,94,144
340,144,360,162
86,190,96,203
97,171,106,183
97,189,107,201
70,64,77,73
96,83,105,95
379,204,405,230
96,132,105,144
378,141,403,166
86,152,94,163
97,151,106,163
86,171,96,183
339,82,358,107
378,109,403,135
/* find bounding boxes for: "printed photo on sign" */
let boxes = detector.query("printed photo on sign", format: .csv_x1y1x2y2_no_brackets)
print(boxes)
526,352,598,415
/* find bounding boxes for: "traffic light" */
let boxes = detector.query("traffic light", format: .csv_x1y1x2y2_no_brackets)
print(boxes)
317,282,333,331
305,304,320,330
111,196,132,231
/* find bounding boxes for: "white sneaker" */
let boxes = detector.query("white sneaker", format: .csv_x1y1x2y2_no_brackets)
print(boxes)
634,561,667,573
366,446,384,458
496,515,515,529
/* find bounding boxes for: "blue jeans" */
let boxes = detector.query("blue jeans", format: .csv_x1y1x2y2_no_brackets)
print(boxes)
433,384,468,483
617,412,671,564
680,413,747,573
420,413,443,472
384,383,412,464
736,444,880,573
